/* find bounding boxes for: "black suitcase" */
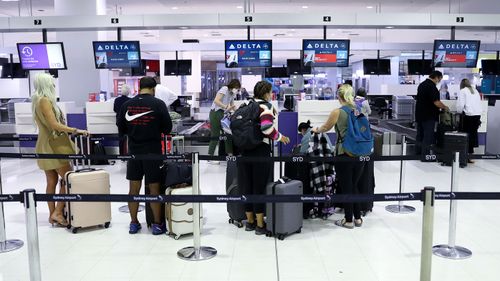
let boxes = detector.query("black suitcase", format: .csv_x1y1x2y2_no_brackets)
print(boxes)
145,184,167,228
439,132,468,168
226,160,246,227
359,160,375,216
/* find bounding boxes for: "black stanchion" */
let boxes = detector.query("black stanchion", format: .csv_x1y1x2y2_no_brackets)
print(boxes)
22,189,42,281
420,187,436,281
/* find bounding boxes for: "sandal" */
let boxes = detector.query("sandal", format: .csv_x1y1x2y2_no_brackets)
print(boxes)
354,218,363,227
50,214,69,227
334,219,354,229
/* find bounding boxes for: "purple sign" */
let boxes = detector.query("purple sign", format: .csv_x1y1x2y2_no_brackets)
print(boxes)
17,43,67,70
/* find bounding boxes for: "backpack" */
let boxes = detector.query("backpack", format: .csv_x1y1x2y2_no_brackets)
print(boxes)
338,106,373,156
230,100,265,150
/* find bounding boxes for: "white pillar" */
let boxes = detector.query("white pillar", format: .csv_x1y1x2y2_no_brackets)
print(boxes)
54,0,106,107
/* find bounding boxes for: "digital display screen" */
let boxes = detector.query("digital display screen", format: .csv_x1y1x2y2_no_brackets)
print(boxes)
225,40,272,68
433,40,480,68
302,39,350,67
93,41,141,69
17,42,67,70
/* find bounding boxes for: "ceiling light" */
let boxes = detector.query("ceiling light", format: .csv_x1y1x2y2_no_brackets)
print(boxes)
179,26,189,29
385,26,394,29
366,6,373,9
172,7,178,10
302,6,308,9
1,0,20,2
236,6,243,9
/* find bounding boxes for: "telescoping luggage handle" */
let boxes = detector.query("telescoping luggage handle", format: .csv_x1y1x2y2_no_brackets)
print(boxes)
73,135,93,171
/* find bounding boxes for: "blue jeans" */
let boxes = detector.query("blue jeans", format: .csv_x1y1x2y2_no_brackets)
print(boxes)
416,120,436,157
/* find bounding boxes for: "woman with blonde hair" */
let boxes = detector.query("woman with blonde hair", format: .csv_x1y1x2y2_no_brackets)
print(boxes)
457,78,482,162
32,73,88,226
312,84,366,229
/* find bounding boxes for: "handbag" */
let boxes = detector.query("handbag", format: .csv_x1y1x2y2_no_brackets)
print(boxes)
221,113,232,135
162,162,193,187
48,131,76,155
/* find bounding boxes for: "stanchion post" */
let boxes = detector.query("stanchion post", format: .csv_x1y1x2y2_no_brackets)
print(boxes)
22,189,42,281
386,135,416,213
420,187,435,281
432,151,472,259
0,157,24,253
177,152,217,261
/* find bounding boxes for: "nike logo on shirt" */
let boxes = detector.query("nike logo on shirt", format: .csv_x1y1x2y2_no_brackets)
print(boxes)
125,110,153,122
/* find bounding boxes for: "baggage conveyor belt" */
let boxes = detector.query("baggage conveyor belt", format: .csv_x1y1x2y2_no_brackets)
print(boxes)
371,119,417,156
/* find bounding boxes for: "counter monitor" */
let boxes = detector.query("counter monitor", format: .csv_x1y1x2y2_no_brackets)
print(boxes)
225,40,272,68
17,42,67,70
432,40,480,68
302,39,350,67
93,41,141,69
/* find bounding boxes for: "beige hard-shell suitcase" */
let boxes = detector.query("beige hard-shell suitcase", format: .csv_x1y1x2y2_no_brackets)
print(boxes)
165,185,203,240
65,136,112,234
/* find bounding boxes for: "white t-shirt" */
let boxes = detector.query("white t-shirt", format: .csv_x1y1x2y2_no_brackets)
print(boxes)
456,87,482,116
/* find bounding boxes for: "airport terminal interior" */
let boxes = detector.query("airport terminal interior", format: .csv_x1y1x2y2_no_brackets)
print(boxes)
1,0,500,280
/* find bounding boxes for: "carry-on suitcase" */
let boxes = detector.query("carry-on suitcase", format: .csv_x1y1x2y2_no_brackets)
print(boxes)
226,160,246,227
439,131,468,168
359,160,375,216
165,185,203,239
266,178,303,240
65,136,111,234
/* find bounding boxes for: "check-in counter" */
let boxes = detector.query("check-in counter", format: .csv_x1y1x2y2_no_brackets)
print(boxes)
15,102,78,135
297,100,341,133
86,102,118,134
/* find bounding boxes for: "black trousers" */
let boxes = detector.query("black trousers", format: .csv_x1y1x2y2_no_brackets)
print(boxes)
238,143,272,214
461,115,481,154
416,120,437,156
335,155,365,222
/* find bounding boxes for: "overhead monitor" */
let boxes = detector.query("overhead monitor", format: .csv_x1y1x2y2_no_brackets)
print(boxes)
93,41,141,69
164,60,192,76
432,40,480,68
287,59,311,75
17,42,67,70
0,63,28,79
407,59,433,75
225,40,272,68
481,59,500,75
265,67,288,78
302,39,350,67
363,59,391,75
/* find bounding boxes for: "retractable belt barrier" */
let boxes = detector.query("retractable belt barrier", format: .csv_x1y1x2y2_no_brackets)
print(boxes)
2,192,500,204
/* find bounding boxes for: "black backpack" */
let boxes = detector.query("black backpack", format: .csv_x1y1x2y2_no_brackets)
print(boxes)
230,100,265,150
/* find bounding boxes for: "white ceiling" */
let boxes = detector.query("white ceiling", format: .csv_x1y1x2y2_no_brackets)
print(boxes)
0,0,499,63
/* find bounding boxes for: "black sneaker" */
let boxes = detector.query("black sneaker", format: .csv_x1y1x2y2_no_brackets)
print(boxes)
255,225,267,235
245,222,256,231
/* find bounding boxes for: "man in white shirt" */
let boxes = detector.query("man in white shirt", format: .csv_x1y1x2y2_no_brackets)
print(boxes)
155,84,179,107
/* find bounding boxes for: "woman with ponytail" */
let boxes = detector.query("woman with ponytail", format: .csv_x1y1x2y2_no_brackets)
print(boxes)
32,73,88,226
312,84,366,229
457,78,482,162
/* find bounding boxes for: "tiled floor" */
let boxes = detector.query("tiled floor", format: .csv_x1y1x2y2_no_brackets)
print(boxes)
0,158,500,281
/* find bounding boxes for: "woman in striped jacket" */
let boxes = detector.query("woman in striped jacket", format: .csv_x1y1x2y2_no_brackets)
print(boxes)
239,81,290,235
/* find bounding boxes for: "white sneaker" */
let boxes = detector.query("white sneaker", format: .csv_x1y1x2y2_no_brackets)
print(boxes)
208,160,220,165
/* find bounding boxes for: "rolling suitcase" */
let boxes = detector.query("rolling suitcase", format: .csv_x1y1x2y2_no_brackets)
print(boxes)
165,185,203,240
266,178,303,240
226,160,246,227
284,160,314,219
65,136,111,234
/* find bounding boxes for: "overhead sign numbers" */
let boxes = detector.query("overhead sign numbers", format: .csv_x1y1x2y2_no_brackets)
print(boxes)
323,16,332,22
244,16,253,22
456,17,464,23
34,19,42,25
111,18,119,24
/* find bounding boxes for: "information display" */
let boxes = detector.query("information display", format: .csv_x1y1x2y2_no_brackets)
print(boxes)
433,40,480,68
302,39,350,67
93,41,141,69
225,40,272,68
17,42,67,70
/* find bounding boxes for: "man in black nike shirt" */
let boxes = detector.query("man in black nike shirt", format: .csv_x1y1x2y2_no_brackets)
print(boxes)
117,76,172,235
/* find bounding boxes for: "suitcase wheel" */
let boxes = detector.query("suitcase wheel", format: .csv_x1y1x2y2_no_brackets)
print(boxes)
104,222,111,229
265,232,272,238
174,235,181,240
72,227,80,234
228,218,233,224
296,228,302,234
66,224,72,230
277,234,285,241
236,222,244,228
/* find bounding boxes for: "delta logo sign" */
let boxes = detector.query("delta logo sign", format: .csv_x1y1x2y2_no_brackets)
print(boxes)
227,42,270,50
305,41,347,50
96,43,137,52
437,42,478,51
